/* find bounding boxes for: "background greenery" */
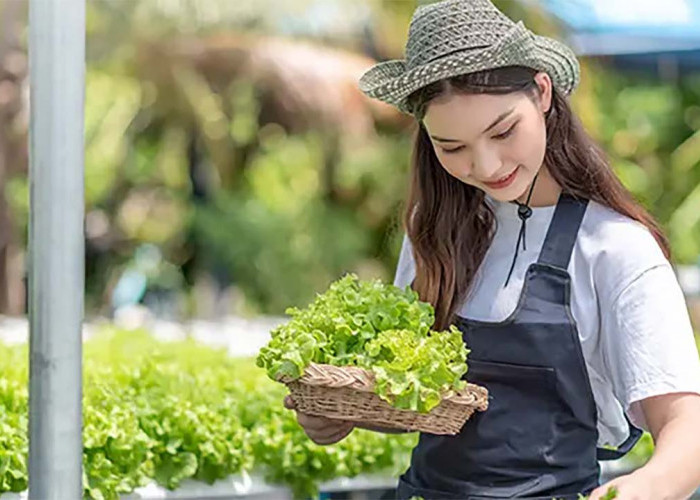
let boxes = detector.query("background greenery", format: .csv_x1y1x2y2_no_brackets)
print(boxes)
1,0,698,320
0,1,698,498
0,327,667,500
0,328,418,500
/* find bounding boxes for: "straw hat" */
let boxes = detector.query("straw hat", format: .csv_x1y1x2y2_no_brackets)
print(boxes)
358,0,580,114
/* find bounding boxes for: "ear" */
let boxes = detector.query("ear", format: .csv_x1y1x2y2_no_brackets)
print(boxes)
534,72,553,114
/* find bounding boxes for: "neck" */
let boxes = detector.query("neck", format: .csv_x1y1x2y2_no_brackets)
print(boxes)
516,165,561,207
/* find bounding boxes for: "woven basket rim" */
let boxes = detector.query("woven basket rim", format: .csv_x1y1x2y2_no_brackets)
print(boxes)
277,361,488,409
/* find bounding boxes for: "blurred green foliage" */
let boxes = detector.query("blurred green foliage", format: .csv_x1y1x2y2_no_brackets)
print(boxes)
4,1,700,317
587,72,700,262
0,325,672,498
0,327,419,499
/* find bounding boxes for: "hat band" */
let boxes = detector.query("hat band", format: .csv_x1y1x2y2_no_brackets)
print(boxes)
421,45,490,67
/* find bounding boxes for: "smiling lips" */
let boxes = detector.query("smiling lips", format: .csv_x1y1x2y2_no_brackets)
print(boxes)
484,167,519,190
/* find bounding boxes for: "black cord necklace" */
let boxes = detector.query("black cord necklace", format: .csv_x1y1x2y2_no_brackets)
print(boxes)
504,172,539,288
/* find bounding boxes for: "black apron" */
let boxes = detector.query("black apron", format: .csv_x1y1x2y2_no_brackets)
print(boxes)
396,194,643,500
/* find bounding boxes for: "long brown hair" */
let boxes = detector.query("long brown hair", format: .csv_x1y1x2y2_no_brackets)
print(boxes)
403,66,670,330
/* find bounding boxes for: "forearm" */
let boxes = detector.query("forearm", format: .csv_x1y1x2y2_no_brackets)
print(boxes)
636,413,700,499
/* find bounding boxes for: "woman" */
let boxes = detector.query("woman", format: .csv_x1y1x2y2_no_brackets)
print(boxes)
284,0,700,498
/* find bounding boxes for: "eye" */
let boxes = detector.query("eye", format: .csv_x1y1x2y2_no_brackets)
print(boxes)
441,145,464,154
493,122,518,140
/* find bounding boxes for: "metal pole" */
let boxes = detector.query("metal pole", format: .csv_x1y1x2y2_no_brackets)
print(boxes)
28,0,85,498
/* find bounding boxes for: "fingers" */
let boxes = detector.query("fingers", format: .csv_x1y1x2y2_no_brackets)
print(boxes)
587,483,620,500
303,418,354,444
310,421,355,445
283,396,337,431
283,395,296,410
283,395,355,444
297,412,338,431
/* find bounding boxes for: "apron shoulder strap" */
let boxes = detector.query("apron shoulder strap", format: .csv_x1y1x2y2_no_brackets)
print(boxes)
537,193,589,271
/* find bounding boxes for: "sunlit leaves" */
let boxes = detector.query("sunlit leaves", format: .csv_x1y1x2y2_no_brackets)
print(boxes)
257,274,469,413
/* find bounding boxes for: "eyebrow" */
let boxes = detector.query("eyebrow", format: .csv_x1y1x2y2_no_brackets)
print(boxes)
429,107,516,143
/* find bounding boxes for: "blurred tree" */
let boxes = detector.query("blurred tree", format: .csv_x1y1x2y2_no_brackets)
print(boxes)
3,0,699,317
0,0,27,315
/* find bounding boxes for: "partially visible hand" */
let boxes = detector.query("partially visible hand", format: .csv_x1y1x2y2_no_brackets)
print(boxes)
284,395,355,445
588,470,661,500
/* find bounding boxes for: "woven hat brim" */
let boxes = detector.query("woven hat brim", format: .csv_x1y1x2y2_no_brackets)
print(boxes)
358,22,580,115
532,34,580,95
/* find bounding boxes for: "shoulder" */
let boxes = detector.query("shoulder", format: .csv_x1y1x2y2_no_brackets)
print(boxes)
576,200,670,303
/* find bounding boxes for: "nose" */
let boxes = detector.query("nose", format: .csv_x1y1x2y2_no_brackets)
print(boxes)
471,145,502,180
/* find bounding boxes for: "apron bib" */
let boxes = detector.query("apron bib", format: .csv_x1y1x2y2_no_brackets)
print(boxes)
397,194,642,499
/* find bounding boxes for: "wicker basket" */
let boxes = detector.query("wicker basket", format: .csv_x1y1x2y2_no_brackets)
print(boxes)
278,362,489,435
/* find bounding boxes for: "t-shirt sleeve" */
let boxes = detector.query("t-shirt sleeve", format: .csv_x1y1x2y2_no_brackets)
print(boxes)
393,234,416,289
600,262,700,430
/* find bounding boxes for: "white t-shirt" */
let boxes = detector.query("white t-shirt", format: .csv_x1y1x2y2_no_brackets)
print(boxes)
393,196,700,447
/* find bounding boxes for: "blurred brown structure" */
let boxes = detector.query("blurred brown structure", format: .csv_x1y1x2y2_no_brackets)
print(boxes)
134,33,411,199
0,0,28,315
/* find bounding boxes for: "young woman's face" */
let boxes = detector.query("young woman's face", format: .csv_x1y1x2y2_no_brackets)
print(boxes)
422,72,552,203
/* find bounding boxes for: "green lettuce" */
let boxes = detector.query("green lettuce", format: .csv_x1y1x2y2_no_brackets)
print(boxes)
256,274,469,413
